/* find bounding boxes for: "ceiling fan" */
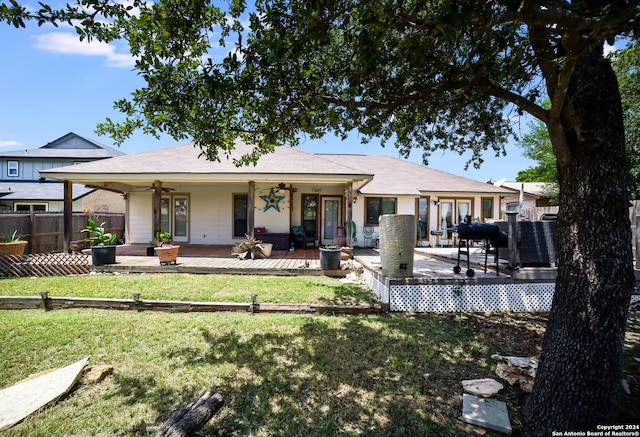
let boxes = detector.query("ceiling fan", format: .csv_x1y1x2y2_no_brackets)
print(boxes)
134,183,175,192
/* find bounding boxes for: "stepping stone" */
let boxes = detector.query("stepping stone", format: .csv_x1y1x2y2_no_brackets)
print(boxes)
462,378,504,397
462,393,512,434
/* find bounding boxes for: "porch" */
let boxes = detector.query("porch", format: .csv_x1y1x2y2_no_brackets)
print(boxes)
98,242,534,280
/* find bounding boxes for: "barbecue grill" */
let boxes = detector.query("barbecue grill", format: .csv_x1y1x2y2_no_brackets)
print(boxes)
454,222,507,277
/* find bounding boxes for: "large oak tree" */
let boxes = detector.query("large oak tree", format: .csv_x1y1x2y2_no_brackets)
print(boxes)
2,0,639,433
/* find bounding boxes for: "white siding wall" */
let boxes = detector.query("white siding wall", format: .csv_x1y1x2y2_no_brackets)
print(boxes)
126,181,504,247
189,184,242,244
128,192,153,244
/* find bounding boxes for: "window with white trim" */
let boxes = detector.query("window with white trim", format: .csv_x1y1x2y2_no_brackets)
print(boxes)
7,160,18,177
15,203,47,212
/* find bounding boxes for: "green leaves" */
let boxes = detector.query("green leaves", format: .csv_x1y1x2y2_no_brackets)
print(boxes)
2,0,637,170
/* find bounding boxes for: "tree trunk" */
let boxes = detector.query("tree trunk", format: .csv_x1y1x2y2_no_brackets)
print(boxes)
524,46,635,434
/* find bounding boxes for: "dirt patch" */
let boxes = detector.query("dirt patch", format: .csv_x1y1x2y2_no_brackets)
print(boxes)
458,311,640,435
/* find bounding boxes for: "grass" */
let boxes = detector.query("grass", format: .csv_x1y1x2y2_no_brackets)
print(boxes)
0,309,506,436
1,274,638,435
0,273,375,305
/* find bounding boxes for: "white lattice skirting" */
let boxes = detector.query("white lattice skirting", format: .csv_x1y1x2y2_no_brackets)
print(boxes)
365,268,640,313
387,282,556,312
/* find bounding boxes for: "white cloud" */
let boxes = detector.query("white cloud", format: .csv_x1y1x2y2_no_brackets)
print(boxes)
32,32,135,68
0,140,22,148
604,42,617,56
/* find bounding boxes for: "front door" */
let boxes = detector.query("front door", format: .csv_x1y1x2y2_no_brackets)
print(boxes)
321,197,341,245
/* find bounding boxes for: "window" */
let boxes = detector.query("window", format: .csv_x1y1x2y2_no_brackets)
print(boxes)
160,198,170,234
365,197,396,224
15,203,47,212
457,200,471,223
302,194,318,237
416,197,429,240
233,194,248,237
7,161,18,177
482,198,494,221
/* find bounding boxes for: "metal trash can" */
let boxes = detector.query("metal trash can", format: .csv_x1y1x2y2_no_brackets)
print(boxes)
379,214,414,278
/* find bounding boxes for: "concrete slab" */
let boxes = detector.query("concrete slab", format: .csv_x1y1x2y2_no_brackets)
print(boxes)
461,378,504,397
462,393,512,434
0,357,89,430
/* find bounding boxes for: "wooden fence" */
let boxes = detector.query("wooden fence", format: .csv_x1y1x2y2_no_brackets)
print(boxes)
0,295,382,315
0,212,124,254
520,201,640,253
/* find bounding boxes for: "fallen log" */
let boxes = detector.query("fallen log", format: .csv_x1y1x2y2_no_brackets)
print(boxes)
155,390,224,437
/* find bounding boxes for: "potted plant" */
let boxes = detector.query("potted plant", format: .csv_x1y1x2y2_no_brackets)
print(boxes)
0,230,28,256
82,217,117,266
154,231,180,265
146,231,171,256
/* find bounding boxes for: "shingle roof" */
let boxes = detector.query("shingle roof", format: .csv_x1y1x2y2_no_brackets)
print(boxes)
40,139,370,180
0,132,125,159
319,154,511,195
0,182,94,201
495,181,557,198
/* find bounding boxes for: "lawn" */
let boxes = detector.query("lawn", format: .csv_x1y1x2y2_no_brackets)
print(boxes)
0,274,638,436
0,273,375,305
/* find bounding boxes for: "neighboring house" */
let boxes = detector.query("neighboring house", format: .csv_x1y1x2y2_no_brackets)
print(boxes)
491,180,558,218
0,132,126,213
40,139,511,248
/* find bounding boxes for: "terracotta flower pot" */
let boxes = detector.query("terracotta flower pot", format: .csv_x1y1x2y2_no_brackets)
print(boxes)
0,241,27,256
155,245,180,265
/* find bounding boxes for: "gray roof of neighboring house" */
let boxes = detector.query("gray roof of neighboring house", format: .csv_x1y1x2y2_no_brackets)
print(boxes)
319,154,511,195
493,181,557,198
0,132,125,159
0,182,94,201
40,139,371,181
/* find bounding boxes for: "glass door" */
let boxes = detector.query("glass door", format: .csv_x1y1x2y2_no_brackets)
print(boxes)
160,196,189,243
173,197,189,242
321,197,341,245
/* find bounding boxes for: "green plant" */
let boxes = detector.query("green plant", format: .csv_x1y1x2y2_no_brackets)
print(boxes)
0,230,21,243
155,231,171,246
82,217,117,246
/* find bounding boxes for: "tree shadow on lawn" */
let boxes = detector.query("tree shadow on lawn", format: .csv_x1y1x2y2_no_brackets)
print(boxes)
314,280,378,306
156,314,512,436
98,309,639,436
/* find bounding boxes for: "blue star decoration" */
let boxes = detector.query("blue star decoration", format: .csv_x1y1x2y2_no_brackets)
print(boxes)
260,187,286,212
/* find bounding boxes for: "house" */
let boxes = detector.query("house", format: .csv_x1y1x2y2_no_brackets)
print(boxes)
491,180,558,219
0,132,126,213
40,139,511,248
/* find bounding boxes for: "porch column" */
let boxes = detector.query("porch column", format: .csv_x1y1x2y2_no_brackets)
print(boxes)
248,181,255,237
153,180,162,238
63,180,73,253
346,183,353,247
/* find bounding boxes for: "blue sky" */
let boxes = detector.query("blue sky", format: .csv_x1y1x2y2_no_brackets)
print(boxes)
0,12,542,182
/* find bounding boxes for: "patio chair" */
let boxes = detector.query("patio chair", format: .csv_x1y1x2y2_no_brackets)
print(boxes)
362,224,376,248
291,226,315,249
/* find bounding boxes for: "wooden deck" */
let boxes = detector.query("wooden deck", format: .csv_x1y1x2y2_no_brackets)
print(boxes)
94,244,346,276
94,243,558,281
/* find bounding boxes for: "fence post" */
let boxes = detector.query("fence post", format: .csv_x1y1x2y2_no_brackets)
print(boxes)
30,211,37,254
506,211,518,270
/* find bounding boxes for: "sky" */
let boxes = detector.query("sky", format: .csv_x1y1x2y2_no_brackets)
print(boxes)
0,9,541,183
